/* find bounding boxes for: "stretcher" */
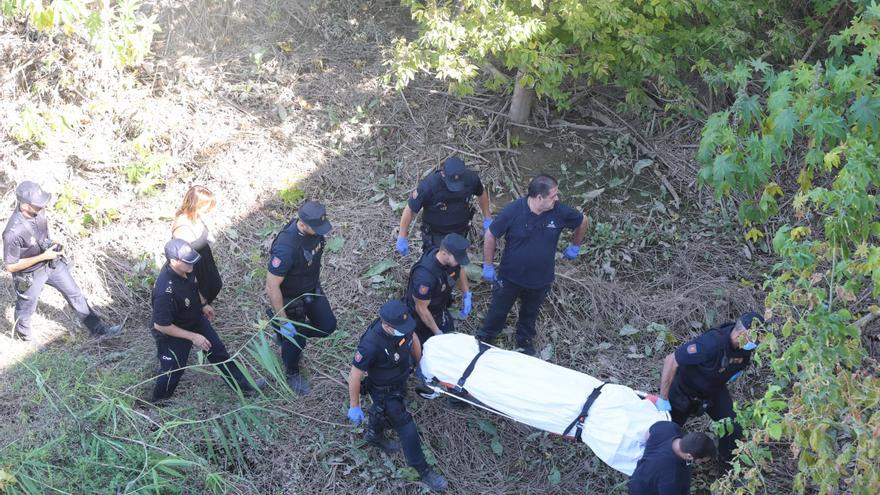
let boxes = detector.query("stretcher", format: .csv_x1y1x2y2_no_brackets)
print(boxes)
418,333,669,475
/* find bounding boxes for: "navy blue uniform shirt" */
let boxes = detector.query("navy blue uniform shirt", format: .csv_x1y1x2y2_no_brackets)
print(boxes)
407,249,460,314
268,221,325,298
408,170,484,232
489,197,583,288
3,209,49,272
352,319,415,387
674,323,752,396
152,264,203,331
629,421,690,495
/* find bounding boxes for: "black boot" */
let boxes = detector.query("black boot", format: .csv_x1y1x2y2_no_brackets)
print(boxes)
365,430,401,453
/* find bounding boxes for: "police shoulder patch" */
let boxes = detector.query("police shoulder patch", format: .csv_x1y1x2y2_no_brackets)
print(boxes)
354,351,363,362
271,256,282,268
418,285,430,296
411,190,418,199
687,343,698,354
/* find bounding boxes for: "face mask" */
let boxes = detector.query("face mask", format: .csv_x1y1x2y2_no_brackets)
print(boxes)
392,329,405,337
742,341,757,351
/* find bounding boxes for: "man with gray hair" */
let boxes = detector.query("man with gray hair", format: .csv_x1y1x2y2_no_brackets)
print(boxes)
3,181,122,346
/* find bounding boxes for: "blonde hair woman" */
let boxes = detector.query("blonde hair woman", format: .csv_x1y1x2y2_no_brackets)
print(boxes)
172,186,222,304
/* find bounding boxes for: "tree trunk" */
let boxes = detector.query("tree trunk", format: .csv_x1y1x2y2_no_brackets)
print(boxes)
508,70,535,124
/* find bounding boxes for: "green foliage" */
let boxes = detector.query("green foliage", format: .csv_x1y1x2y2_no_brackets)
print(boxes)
698,6,880,494
1,0,159,68
391,0,807,111
124,137,169,196
11,104,73,147
278,182,305,206
54,184,119,235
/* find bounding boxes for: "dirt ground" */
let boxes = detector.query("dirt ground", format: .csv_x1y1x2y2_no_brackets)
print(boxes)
0,1,770,494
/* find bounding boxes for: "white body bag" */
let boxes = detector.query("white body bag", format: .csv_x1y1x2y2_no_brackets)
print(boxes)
419,333,669,475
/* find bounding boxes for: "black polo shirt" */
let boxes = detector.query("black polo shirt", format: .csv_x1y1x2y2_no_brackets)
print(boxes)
152,264,203,331
352,319,415,387
407,249,460,314
3,209,49,272
489,197,583,288
268,222,325,298
628,421,690,495
674,323,752,396
408,170,484,232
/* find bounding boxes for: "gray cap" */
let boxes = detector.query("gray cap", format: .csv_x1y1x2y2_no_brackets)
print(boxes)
16,181,51,208
164,239,202,264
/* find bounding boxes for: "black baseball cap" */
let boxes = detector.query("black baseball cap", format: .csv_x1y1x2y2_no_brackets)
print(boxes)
379,299,416,334
16,181,51,208
738,311,764,329
164,238,201,264
441,233,470,265
298,201,332,235
441,157,466,192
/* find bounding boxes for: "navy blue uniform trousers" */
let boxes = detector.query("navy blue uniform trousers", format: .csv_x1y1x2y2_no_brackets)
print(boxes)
367,381,429,474
269,294,337,375
152,317,247,400
478,277,549,347
13,261,101,340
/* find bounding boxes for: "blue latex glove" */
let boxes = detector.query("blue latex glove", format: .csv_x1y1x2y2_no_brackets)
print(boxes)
656,398,672,412
482,218,493,231
563,244,580,260
279,322,297,340
347,406,365,424
395,236,409,256
728,371,743,383
482,264,496,282
459,291,473,318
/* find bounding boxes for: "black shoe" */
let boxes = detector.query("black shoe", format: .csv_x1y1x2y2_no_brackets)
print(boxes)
365,431,401,453
446,396,468,410
92,323,123,338
240,377,268,396
419,469,448,492
516,342,536,356
286,373,311,396
415,381,441,400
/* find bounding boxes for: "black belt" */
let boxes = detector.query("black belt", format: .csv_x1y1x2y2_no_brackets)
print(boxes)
562,383,606,442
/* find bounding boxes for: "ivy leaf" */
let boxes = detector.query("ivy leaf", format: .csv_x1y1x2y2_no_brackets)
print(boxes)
771,109,797,146
848,95,880,135
767,423,783,441
364,259,396,277
804,107,847,145
712,153,738,193
326,236,345,253
548,468,561,486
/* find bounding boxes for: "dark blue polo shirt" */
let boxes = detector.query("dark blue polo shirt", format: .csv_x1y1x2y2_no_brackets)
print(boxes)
3,209,50,272
268,222,324,298
628,421,690,495
408,251,460,312
151,264,203,331
489,197,583,288
674,323,752,395
352,319,415,387
408,170,484,232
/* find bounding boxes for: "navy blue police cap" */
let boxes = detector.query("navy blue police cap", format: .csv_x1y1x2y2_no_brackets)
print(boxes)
379,299,416,334
738,311,765,329
16,181,52,208
298,201,332,235
441,233,470,266
441,157,466,192
164,238,201,264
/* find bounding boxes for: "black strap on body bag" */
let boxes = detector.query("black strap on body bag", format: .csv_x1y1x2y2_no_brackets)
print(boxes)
562,383,606,442
452,338,492,393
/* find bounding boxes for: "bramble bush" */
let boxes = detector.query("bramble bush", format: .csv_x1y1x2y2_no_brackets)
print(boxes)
697,4,880,494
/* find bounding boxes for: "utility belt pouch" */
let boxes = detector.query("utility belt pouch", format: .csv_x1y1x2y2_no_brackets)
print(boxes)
13,271,34,296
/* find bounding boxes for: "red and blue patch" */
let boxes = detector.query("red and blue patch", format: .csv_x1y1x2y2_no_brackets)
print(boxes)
687,344,698,354
354,351,362,362
418,285,430,296
271,256,282,268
